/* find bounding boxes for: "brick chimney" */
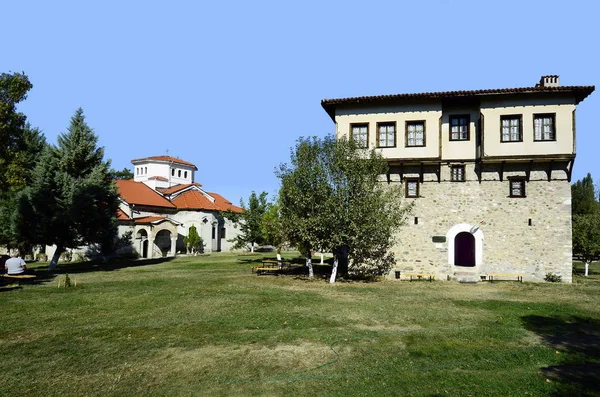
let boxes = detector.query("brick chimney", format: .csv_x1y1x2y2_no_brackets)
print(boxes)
536,75,560,88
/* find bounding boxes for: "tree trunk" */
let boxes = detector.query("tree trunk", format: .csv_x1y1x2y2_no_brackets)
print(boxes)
337,246,349,277
585,262,589,277
329,256,338,284
48,245,63,271
306,251,313,278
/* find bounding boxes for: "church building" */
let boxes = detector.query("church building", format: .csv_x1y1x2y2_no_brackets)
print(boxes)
115,155,243,258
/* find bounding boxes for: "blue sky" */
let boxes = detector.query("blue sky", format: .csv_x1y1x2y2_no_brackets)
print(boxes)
3,0,599,204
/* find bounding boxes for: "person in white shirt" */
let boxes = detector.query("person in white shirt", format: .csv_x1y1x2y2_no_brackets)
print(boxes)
5,252,27,275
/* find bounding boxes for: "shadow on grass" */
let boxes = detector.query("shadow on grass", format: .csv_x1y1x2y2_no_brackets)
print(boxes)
522,315,600,396
23,257,176,286
0,283,23,292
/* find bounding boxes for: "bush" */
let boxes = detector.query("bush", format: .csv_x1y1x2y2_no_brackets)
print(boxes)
544,272,562,283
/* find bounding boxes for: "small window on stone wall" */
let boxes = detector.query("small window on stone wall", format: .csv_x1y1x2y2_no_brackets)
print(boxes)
509,179,526,197
405,178,419,198
451,165,465,182
221,228,226,239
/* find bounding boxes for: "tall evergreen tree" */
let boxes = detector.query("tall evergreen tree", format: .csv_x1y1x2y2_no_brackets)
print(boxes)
16,108,119,270
572,173,598,216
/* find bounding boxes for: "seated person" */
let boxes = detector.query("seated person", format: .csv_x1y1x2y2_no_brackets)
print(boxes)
5,252,28,275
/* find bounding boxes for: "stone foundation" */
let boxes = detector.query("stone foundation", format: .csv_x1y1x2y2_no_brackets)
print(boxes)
389,162,572,282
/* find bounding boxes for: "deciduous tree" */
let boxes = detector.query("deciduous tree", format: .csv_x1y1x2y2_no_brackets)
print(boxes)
277,136,412,282
572,173,600,276
0,71,46,250
226,191,268,252
277,137,333,277
573,211,600,276
0,72,33,194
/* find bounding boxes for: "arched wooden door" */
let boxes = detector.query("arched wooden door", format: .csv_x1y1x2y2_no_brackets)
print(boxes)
454,232,475,267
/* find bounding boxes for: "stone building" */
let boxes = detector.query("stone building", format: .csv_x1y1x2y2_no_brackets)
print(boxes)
321,76,595,282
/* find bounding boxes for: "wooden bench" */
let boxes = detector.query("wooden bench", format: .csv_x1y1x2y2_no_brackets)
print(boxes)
403,273,435,282
254,267,280,276
252,259,292,275
487,273,524,283
1,274,36,285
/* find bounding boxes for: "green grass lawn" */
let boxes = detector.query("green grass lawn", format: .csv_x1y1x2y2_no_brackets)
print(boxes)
2,254,600,397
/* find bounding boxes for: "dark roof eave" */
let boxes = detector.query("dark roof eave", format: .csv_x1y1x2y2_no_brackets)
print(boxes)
321,85,595,121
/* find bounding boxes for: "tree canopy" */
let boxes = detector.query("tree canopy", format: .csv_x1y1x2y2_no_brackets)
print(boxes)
15,108,119,270
572,173,599,216
277,135,412,281
0,72,34,194
225,191,269,252
183,225,203,254
571,173,600,269
0,73,46,249
110,167,134,180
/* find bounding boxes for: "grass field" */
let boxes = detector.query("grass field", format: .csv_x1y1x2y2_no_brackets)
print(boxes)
1,254,599,397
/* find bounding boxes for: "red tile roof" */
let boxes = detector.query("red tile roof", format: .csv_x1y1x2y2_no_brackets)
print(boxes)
116,208,131,220
208,192,243,213
133,216,169,224
321,84,595,120
149,176,168,181
116,180,176,208
171,190,219,211
159,182,202,195
131,155,198,170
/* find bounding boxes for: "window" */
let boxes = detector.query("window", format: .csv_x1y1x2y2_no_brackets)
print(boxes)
449,115,470,141
451,165,465,182
510,179,526,197
501,115,522,142
211,226,216,239
351,123,369,148
406,121,425,147
184,171,188,178
377,122,396,148
221,228,226,239
144,167,147,174
178,170,182,177
534,114,555,141
171,168,175,176
405,178,419,198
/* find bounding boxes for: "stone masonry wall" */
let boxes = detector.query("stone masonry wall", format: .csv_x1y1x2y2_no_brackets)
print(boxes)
388,162,572,282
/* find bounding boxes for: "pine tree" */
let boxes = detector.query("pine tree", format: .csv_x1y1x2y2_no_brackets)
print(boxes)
16,108,119,270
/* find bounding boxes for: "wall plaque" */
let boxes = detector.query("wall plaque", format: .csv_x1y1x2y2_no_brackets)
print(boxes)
432,236,446,243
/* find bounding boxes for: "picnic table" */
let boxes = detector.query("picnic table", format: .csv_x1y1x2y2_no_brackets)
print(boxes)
252,259,294,276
